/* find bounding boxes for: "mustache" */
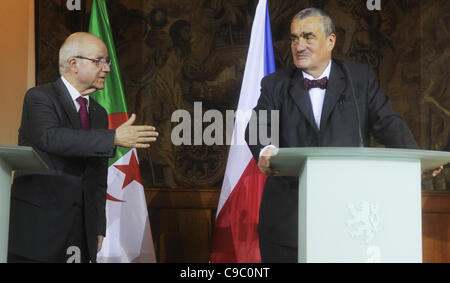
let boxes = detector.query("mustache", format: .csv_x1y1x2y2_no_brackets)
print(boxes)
296,51,311,56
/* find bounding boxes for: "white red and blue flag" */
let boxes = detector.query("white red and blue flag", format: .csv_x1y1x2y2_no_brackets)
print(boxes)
210,0,276,263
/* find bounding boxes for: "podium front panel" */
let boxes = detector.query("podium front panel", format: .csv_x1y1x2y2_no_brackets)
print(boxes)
0,158,12,263
298,157,422,263
0,145,48,263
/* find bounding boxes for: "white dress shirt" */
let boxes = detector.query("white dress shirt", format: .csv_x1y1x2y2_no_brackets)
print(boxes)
259,60,332,157
61,76,90,113
302,60,331,130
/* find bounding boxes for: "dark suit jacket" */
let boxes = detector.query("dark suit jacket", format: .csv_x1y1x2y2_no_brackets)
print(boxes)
9,78,116,262
247,60,418,248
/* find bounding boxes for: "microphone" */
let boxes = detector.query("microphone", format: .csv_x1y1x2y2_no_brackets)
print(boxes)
337,60,364,147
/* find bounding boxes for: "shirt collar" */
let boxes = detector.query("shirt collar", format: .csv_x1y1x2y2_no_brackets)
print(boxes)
302,60,332,81
60,76,90,105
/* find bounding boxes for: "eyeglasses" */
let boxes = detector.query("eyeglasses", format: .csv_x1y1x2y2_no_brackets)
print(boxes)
75,56,112,67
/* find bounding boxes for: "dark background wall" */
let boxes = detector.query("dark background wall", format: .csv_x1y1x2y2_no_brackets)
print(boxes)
36,0,449,191
34,0,450,263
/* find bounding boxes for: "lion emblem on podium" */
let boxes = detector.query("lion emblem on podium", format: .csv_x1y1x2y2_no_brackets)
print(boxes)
347,201,380,244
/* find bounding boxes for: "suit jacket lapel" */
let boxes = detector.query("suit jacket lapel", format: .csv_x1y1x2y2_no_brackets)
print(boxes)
320,60,346,130
52,78,83,129
288,69,319,133
89,99,105,130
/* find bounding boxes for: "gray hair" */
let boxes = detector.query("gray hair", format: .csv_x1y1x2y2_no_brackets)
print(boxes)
59,38,82,74
58,32,104,74
292,8,336,37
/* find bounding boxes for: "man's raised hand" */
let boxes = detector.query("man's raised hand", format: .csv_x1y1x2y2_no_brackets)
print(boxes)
114,114,158,148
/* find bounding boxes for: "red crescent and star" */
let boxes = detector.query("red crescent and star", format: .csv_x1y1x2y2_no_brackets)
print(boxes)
107,150,143,202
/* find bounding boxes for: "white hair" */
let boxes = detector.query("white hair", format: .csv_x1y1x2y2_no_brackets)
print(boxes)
59,38,82,74
58,32,105,74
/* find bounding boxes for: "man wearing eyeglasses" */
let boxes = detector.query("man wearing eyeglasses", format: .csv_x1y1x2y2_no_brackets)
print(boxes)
8,32,158,263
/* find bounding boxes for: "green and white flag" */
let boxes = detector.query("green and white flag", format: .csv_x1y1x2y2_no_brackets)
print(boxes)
89,0,155,263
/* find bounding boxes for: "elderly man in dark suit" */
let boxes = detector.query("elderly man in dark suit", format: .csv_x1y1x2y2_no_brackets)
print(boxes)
8,32,158,263
247,8,417,262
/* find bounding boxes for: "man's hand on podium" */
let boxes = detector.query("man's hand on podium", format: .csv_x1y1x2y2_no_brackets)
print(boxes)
422,165,445,178
258,146,280,176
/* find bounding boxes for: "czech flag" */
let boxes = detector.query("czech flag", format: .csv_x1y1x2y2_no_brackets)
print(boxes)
209,0,275,263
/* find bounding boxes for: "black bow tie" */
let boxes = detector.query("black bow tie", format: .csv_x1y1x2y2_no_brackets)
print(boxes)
304,77,328,90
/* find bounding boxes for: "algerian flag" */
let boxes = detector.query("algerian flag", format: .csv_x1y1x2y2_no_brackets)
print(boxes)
89,0,156,263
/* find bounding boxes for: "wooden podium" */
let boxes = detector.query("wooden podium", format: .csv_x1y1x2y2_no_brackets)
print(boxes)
0,146,48,263
270,147,450,263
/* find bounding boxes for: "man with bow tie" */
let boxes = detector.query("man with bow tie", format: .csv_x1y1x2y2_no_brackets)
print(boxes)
8,32,158,263
246,8,417,262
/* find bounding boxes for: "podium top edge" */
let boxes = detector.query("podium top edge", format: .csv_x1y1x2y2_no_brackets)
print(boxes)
269,147,450,175
272,147,450,160
0,145,34,152
0,145,48,171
